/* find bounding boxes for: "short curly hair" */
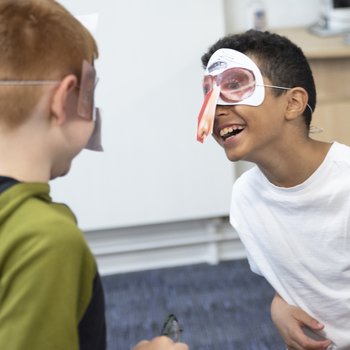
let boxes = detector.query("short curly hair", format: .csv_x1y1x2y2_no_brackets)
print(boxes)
201,30,316,128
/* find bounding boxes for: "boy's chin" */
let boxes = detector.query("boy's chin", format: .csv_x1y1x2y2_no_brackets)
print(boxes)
213,136,242,162
50,164,71,180
224,150,242,162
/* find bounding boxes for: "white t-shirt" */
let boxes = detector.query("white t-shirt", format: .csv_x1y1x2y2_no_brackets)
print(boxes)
230,142,350,349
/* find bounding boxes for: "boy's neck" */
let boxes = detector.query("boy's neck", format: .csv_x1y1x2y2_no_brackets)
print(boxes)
0,128,52,183
257,139,332,188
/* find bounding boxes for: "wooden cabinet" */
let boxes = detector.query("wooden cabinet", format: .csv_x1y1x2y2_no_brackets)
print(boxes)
274,28,350,145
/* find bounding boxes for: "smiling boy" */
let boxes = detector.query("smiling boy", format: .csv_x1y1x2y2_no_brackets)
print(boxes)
197,30,350,349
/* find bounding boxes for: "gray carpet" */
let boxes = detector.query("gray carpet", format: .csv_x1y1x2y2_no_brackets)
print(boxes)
102,259,285,349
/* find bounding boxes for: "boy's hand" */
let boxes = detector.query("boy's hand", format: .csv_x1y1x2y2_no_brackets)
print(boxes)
133,336,189,350
271,293,332,350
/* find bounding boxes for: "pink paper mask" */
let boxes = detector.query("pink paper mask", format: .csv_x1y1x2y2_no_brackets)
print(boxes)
78,60,103,152
196,48,265,143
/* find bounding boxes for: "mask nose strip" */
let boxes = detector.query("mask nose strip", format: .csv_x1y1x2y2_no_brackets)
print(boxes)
196,84,220,143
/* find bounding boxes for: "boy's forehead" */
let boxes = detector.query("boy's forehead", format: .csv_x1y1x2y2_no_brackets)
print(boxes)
205,48,261,76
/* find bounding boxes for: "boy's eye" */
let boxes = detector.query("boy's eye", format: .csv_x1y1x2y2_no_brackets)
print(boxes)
223,80,241,91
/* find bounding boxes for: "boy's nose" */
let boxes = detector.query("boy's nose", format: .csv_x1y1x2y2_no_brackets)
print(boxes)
215,105,232,118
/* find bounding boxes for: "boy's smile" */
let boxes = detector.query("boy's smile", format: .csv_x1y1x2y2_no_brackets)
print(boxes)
212,84,289,164
212,106,249,159
218,124,245,141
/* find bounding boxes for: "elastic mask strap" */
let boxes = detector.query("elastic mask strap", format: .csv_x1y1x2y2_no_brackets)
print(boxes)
309,125,323,134
259,84,314,114
0,80,59,85
261,84,290,90
305,104,314,114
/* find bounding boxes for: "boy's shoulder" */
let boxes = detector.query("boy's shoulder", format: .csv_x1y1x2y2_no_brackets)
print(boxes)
330,141,350,162
321,141,350,175
232,142,350,197
231,165,261,200
234,165,260,188
0,182,87,252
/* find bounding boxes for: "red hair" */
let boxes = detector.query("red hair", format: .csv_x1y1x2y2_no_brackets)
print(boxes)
0,0,99,127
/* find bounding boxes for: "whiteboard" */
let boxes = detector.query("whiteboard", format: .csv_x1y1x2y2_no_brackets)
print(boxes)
51,0,234,230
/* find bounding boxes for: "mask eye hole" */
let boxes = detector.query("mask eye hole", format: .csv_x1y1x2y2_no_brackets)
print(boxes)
218,68,256,102
202,75,213,96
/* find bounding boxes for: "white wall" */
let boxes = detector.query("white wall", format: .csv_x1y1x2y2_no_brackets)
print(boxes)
52,0,234,231
224,0,322,33
87,217,246,275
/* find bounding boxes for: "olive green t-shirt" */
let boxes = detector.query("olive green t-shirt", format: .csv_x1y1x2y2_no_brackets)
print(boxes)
0,180,106,349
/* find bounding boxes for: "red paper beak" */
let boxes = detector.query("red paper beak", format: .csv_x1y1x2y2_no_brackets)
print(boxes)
196,84,220,143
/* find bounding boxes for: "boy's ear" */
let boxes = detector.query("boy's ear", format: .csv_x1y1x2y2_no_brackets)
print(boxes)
285,87,309,121
50,74,78,125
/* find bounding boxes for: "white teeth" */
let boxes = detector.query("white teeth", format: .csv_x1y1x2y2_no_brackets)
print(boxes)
220,127,232,136
219,125,244,137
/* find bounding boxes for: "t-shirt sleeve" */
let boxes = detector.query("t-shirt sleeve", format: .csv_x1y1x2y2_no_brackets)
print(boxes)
245,250,263,276
0,219,96,350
